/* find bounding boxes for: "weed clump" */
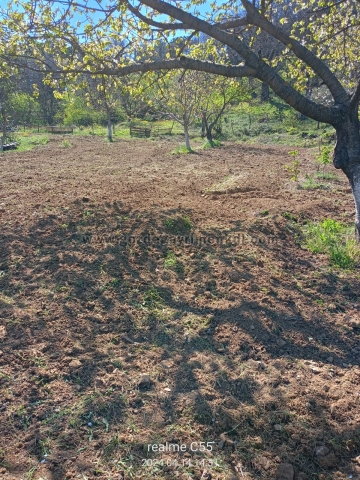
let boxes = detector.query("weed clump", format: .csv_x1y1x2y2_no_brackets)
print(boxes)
164,215,192,234
302,219,360,269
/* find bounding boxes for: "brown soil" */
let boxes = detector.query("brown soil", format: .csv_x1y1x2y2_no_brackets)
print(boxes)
0,136,359,480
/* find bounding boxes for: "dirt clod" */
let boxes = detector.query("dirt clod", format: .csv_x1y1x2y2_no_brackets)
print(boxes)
138,374,151,390
318,452,338,469
276,463,294,480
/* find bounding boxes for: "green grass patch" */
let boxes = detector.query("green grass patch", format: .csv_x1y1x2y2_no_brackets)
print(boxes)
164,250,184,274
164,215,192,234
142,286,165,309
301,174,324,190
61,139,72,148
203,139,222,148
16,134,49,151
302,219,360,269
164,251,177,269
172,145,194,154
314,171,337,180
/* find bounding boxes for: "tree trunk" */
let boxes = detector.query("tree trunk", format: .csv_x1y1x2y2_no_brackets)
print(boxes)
202,113,214,144
107,110,113,141
347,165,360,241
260,82,269,102
0,104,6,153
201,113,206,138
333,111,360,240
206,128,213,144
184,125,191,150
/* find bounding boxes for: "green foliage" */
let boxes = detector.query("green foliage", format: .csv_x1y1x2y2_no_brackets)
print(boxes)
285,150,300,181
17,134,49,151
301,174,323,190
302,219,360,269
203,139,222,148
164,251,184,274
172,145,194,154
143,286,164,309
8,93,41,125
165,215,192,234
314,171,336,180
63,96,100,126
164,251,177,269
316,145,332,169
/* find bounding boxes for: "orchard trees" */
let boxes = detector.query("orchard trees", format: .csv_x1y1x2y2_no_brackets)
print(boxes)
150,70,205,150
200,76,249,144
1,0,360,236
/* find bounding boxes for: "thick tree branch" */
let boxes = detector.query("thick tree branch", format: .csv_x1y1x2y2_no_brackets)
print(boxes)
127,2,249,31
240,0,348,104
126,2,189,30
0,54,255,78
139,0,338,123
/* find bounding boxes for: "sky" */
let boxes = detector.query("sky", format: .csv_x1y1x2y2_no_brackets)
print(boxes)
0,0,220,28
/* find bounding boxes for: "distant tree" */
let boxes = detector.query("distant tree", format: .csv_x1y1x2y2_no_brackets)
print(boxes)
63,95,99,127
9,93,41,126
148,70,207,150
200,76,249,144
85,75,123,141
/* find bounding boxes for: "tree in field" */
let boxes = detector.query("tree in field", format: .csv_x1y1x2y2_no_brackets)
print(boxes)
84,75,123,141
200,76,249,144
119,76,151,120
0,66,17,151
63,95,99,127
9,92,41,126
2,0,360,237
146,70,208,150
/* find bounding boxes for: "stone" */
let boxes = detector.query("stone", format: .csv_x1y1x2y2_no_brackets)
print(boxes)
277,339,286,347
297,473,309,480
326,356,334,363
274,424,283,431
315,446,330,456
318,452,337,469
276,463,294,480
